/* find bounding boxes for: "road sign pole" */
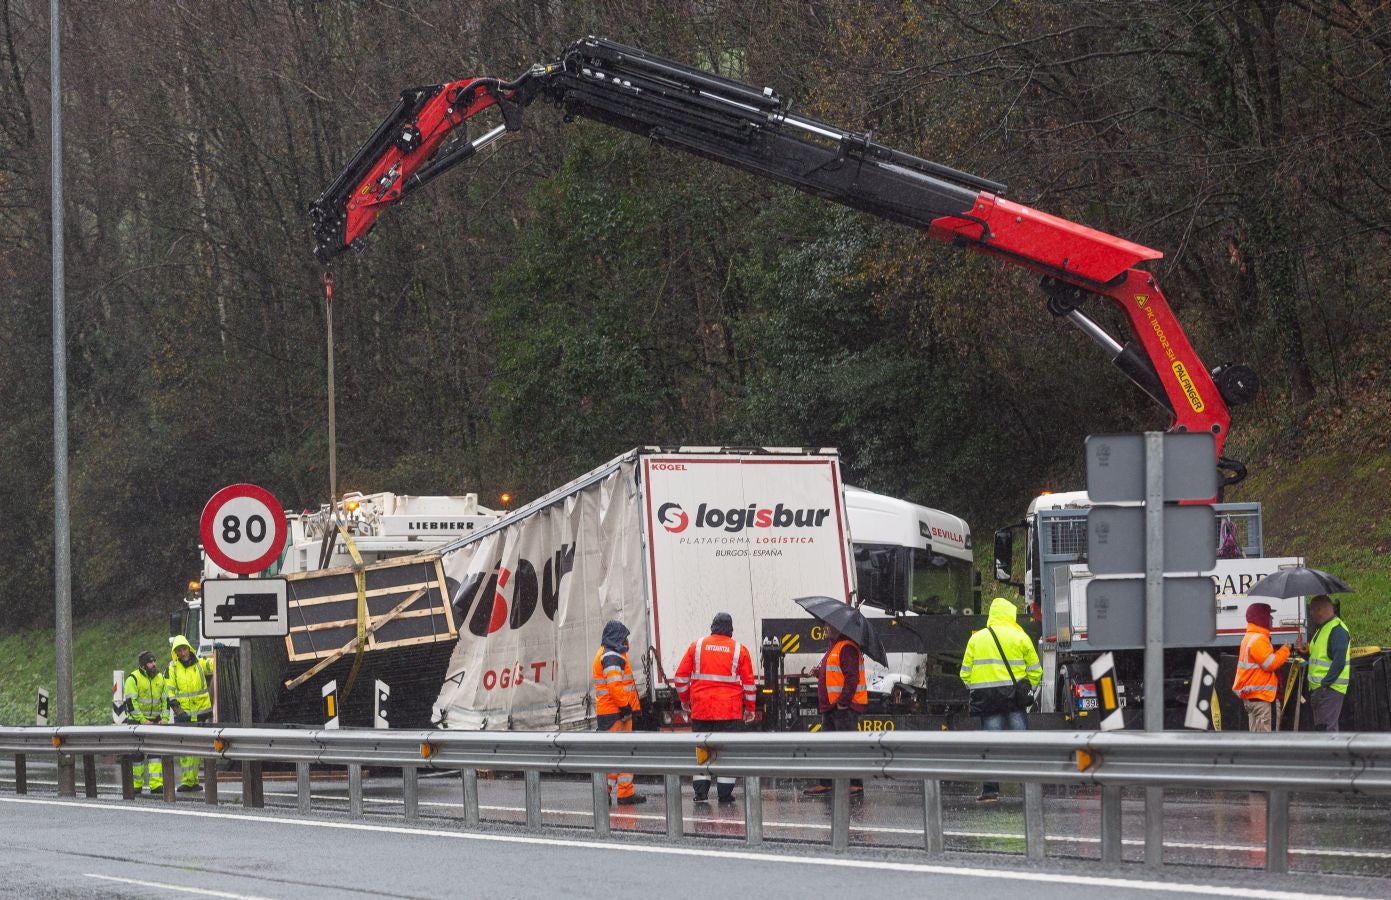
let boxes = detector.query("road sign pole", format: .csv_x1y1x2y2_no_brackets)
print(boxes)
1144,432,1164,733
1144,434,1167,869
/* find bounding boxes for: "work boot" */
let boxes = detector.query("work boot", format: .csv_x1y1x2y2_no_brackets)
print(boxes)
801,784,832,797
177,783,203,793
616,793,647,806
975,791,999,804
717,793,736,804
692,791,709,802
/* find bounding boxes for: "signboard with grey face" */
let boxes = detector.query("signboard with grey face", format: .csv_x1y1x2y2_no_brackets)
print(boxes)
1085,433,1217,503
203,578,289,638
1086,577,1217,649
1087,505,1217,576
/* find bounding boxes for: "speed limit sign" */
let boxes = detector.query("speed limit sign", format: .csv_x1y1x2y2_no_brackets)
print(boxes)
200,483,288,575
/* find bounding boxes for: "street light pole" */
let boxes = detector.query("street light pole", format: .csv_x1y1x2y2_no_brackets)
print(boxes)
50,0,75,797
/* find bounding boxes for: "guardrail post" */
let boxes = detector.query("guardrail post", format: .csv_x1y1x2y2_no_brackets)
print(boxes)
524,770,541,830
1265,789,1289,874
1100,784,1122,863
593,772,611,837
203,759,218,806
745,775,763,847
162,757,177,804
348,763,363,818
243,761,264,809
923,779,944,855
663,774,681,839
14,754,26,795
1024,782,1045,860
297,762,311,814
831,778,850,852
82,754,97,798
462,768,480,827
1144,786,1163,867
403,765,419,821
119,756,134,800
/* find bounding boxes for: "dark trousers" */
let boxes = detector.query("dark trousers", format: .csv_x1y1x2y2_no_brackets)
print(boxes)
819,707,862,788
1309,687,1345,732
691,718,744,800
980,709,1028,794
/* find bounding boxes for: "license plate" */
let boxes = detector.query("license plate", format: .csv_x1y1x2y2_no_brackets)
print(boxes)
1078,698,1099,710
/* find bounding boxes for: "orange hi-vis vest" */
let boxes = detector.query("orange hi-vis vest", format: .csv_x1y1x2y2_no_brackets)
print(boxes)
1233,624,1289,703
592,646,640,716
672,634,756,720
823,638,868,709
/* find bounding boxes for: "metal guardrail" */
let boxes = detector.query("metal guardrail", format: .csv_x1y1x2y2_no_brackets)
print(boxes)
3,725,1390,873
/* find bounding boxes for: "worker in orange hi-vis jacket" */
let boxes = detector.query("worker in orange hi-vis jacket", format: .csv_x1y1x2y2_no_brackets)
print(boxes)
672,612,756,803
592,620,645,805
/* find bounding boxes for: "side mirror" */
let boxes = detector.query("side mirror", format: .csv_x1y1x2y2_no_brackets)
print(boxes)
994,529,1014,582
994,525,1025,591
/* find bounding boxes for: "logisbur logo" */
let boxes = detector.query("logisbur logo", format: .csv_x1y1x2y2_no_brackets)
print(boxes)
657,502,690,534
658,500,831,534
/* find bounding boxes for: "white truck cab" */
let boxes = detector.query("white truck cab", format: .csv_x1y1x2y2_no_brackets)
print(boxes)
996,490,1304,719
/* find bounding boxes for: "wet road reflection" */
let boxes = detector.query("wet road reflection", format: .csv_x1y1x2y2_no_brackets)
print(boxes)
4,762,1387,879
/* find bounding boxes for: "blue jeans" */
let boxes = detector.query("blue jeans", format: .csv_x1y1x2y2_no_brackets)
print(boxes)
980,709,1028,794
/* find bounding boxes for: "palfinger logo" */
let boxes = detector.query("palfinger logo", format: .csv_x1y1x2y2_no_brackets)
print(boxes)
1171,361,1206,412
658,502,690,534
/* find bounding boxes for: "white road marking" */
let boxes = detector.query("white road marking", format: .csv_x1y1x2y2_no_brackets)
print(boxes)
4,797,1377,900
85,873,271,899
10,776,1390,861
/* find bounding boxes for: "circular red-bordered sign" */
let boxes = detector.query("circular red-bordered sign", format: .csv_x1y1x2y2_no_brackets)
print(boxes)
200,483,288,575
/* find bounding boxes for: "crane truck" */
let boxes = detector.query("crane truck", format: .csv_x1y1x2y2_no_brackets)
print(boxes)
308,37,1267,729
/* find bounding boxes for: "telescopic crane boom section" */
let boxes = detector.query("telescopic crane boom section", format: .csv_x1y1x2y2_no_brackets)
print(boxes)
309,37,1259,483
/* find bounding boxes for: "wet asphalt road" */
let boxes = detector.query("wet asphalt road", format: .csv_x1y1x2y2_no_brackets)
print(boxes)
1,760,1388,898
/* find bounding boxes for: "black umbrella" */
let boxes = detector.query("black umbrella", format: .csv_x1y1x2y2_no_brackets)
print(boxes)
1247,566,1354,599
793,596,888,666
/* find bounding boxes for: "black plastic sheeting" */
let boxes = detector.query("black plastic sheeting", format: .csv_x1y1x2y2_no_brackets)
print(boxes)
1217,648,1391,732
212,639,457,729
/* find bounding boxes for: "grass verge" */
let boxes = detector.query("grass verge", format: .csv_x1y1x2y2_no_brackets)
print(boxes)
0,605,170,726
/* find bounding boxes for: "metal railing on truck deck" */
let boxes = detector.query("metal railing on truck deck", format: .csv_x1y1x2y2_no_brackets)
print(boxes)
2,725,1389,874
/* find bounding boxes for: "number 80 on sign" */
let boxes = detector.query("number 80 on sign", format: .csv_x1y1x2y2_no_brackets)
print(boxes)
200,483,288,575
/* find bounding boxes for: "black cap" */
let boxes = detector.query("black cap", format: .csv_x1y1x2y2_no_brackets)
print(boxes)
710,612,733,636
138,650,157,666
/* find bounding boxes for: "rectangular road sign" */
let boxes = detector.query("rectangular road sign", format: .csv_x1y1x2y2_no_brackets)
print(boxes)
1085,433,1218,502
1085,576,1217,649
1087,505,1217,575
203,578,289,638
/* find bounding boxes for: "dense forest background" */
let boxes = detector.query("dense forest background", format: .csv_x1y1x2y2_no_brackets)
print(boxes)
2,1,1388,627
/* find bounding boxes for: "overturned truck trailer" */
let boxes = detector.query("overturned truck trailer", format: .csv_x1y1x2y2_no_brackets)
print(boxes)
431,446,857,731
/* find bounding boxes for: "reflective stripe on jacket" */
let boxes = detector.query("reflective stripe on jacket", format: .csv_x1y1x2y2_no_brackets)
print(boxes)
592,647,640,715
166,653,215,714
672,634,755,720
821,639,867,711
1233,624,1289,702
124,669,168,723
960,598,1043,690
1309,617,1351,695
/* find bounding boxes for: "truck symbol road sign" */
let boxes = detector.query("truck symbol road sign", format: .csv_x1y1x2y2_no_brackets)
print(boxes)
202,579,289,638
